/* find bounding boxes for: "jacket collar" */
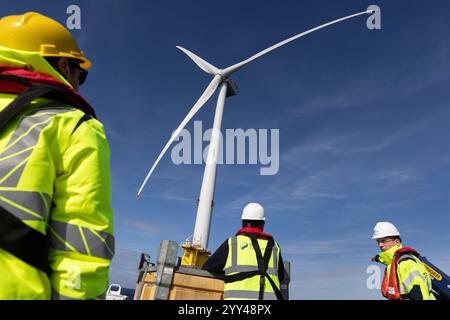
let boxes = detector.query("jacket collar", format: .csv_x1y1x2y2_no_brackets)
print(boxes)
0,45,71,87
378,244,402,266
0,66,96,118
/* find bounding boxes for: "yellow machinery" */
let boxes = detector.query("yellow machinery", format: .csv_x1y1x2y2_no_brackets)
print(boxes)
180,240,210,267
134,240,290,300
134,240,224,300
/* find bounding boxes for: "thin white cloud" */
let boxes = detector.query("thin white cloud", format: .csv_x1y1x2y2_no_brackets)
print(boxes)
123,220,160,235
283,234,369,256
376,170,421,185
290,40,450,117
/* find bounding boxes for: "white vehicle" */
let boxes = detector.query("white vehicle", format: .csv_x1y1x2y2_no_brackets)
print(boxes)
106,284,128,300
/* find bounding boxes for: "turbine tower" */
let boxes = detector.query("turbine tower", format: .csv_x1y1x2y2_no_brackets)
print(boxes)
137,9,374,266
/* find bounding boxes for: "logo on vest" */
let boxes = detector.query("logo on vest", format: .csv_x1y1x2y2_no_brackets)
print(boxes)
423,263,443,281
241,243,250,250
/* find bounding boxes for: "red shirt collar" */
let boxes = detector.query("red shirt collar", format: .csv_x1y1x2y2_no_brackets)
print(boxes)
237,227,272,239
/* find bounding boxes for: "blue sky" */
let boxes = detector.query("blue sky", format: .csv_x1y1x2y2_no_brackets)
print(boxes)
2,0,450,299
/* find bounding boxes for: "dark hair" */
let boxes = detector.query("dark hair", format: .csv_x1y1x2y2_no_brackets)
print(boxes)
242,219,265,228
389,236,402,243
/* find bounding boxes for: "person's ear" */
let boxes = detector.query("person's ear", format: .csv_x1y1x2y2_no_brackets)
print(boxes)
56,58,70,78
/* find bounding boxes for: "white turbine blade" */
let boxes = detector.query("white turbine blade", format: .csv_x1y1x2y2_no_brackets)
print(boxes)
223,10,372,76
137,74,222,196
177,46,220,75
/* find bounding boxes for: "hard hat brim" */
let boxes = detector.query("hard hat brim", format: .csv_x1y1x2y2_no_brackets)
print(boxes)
371,233,400,239
79,58,91,70
41,53,92,70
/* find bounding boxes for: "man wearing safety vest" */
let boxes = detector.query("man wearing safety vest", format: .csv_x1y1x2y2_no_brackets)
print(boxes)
371,222,435,300
203,203,286,300
0,12,114,299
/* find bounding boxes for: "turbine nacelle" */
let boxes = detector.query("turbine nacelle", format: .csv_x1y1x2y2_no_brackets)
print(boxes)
225,79,239,97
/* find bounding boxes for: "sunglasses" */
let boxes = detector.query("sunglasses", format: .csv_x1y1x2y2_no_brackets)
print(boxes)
68,60,88,85
376,237,396,244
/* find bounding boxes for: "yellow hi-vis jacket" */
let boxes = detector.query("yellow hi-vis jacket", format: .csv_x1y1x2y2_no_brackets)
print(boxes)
224,234,281,300
379,245,435,300
0,46,114,300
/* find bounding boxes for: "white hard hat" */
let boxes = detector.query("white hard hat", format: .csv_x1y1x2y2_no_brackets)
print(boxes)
241,203,265,221
372,222,400,239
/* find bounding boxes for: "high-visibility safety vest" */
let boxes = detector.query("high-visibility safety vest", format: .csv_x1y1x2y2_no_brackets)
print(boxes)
0,46,114,300
223,232,282,300
380,246,435,300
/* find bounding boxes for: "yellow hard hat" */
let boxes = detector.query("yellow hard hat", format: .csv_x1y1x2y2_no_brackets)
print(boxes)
0,12,91,70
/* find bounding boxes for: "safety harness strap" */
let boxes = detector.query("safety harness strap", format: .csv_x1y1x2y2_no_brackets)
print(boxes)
248,232,273,300
0,85,54,131
225,270,260,283
0,203,49,273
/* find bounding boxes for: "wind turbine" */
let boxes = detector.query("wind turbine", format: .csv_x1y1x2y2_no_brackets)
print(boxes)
137,9,374,265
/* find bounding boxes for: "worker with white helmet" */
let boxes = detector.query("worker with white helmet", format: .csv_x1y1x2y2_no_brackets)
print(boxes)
371,222,435,300
202,202,286,300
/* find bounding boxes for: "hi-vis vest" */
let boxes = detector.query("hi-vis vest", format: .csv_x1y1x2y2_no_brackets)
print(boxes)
381,247,434,300
223,233,282,300
0,47,114,300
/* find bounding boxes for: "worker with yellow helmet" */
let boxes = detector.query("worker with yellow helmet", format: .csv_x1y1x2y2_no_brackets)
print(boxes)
371,222,435,300
0,12,114,299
